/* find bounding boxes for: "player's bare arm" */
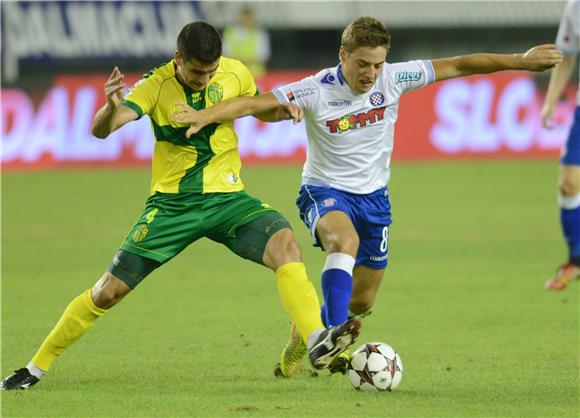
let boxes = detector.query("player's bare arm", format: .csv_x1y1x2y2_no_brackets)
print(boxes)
542,54,577,128
172,92,303,138
432,44,563,82
91,66,139,139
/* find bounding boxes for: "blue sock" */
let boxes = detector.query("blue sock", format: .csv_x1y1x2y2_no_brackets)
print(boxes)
321,253,355,327
561,206,580,264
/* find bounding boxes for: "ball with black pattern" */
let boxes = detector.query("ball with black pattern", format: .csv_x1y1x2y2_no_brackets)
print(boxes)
347,342,404,392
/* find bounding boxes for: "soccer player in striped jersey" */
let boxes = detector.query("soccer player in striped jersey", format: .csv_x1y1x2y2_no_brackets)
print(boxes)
542,0,580,290
0,21,361,390
172,17,562,377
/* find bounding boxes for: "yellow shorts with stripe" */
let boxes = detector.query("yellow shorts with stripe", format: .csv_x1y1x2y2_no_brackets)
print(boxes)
119,190,289,265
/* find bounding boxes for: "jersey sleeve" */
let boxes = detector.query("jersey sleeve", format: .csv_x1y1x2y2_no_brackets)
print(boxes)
123,75,160,119
271,76,320,112
556,0,579,55
386,60,435,96
236,62,258,97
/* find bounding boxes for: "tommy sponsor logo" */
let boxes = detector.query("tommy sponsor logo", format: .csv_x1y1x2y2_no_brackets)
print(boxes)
322,197,337,207
395,71,422,83
327,99,352,107
325,106,386,133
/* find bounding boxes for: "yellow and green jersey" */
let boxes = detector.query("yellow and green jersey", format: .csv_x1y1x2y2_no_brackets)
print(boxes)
123,57,257,195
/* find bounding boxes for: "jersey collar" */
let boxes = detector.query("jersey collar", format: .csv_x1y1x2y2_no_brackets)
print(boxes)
336,64,345,86
336,63,364,97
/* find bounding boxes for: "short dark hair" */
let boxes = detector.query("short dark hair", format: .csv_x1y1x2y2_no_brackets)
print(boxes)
341,17,391,53
177,21,222,63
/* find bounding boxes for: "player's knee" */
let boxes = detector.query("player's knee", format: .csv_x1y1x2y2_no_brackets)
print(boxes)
558,176,580,197
263,228,302,270
91,272,132,309
325,233,359,256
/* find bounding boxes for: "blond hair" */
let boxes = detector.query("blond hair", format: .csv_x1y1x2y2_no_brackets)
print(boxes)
341,17,391,53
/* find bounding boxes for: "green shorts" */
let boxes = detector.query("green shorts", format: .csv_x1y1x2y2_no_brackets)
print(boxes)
119,190,286,265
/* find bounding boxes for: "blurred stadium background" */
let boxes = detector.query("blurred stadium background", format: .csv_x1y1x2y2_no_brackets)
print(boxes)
1,0,577,169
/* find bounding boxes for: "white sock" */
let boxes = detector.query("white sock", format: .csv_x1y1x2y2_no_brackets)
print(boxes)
26,362,46,379
558,193,580,209
323,252,355,273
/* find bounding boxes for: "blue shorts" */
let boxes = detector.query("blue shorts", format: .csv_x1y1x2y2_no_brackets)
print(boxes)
296,185,393,269
561,106,580,165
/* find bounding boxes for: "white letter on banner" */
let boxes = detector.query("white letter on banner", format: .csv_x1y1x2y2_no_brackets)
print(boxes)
430,79,470,153
23,87,68,162
1,90,35,162
157,4,181,51
497,78,535,152
120,3,147,56
466,80,498,152
2,3,25,82
99,4,123,55
45,3,71,57
68,3,101,56
24,4,50,56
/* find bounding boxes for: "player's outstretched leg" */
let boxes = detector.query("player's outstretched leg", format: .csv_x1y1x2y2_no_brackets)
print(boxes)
308,318,361,370
0,288,109,390
1,269,135,390
274,323,307,378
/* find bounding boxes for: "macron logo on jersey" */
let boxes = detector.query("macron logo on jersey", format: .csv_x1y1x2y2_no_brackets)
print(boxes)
325,106,386,133
395,71,422,83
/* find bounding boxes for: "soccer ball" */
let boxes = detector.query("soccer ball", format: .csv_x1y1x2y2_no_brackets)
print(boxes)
347,342,403,392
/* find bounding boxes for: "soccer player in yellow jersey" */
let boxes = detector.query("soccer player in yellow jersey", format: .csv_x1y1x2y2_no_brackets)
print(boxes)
0,21,360,390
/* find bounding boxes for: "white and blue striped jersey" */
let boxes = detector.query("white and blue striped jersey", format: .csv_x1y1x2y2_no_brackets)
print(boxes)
556,0,580,104
273,60,434,194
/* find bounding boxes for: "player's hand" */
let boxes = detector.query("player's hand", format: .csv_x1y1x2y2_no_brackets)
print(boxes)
541,102,556,129
275,103,304,124
172,102,208,138
520,44,563,71
105,66,125,109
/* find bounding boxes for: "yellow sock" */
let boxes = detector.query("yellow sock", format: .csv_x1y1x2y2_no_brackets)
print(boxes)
276,262,324,342
31,289,107,371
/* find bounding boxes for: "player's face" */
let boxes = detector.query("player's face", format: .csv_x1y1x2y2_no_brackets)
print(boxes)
174,52,220,91
340,46,387,94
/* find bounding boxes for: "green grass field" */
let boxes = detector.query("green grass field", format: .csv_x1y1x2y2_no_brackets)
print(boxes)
2,161,578,417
